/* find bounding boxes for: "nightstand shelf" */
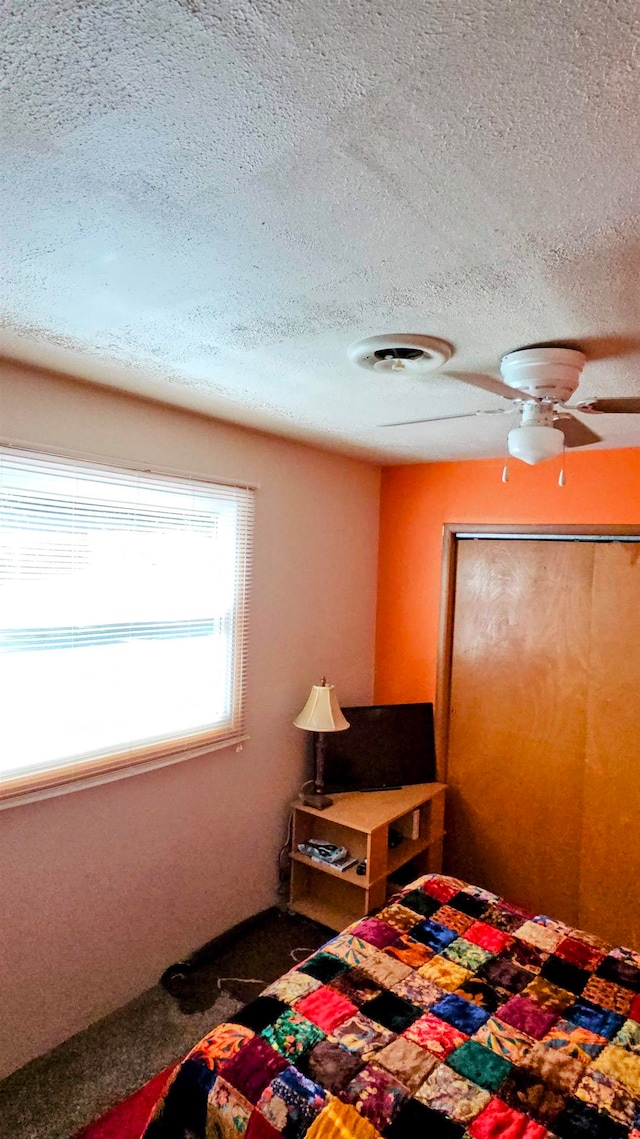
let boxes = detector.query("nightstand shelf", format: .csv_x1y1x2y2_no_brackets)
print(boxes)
289,782,446,931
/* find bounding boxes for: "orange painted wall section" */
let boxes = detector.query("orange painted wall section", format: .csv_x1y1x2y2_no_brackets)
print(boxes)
374,447,640,704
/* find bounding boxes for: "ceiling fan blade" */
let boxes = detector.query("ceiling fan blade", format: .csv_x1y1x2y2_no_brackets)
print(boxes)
576,397,640,414
445,371,521,400
378,409,508,428
554,412,603,448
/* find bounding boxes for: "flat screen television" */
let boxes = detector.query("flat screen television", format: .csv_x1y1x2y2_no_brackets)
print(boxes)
322,702,436,793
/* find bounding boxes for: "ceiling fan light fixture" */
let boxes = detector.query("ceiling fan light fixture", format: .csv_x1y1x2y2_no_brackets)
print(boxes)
508,424,565,465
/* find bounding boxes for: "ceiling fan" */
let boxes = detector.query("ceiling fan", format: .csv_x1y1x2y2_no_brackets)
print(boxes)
377,345,640,468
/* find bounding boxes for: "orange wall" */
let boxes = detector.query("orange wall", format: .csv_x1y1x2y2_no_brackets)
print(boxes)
375,448,640,703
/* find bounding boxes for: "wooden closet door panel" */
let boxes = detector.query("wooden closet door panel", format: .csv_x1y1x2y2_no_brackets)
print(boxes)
445,539,593,923
580,543,640,949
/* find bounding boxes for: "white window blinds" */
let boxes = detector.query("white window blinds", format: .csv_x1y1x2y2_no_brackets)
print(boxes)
0,446,254,794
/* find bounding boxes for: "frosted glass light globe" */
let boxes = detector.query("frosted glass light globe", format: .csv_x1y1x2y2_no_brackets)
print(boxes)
508,424,564,465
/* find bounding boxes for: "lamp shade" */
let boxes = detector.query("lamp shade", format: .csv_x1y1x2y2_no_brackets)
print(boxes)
508,424,564,465
294,683,349,733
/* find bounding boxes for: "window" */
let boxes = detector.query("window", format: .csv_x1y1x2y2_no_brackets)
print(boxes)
0,446,254,801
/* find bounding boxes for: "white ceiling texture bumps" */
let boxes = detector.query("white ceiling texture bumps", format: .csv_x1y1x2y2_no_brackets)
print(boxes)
2,0,640,461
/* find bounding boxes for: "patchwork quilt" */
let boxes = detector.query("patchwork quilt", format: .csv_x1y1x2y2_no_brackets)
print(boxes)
144,874,640,1139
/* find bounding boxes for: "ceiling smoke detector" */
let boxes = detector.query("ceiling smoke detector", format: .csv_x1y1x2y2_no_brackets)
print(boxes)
348,334,453,375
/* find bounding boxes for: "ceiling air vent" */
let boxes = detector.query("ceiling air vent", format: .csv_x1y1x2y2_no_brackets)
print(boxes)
348,334,453,375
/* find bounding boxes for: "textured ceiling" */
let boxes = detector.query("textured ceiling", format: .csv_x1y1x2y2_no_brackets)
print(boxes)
2,0,640,462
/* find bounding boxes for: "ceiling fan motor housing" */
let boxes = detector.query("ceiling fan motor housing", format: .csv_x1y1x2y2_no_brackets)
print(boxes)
500,347,586,403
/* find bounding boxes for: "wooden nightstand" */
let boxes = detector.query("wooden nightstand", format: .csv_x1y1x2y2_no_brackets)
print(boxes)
289,782,446,931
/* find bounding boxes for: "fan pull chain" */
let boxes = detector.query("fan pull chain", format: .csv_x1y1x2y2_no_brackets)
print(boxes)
558,447,566,487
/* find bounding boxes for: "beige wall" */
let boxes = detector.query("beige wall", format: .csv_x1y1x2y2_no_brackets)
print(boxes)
0,361,381,1077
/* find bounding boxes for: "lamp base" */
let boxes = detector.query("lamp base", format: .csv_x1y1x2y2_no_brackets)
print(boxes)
301,792,333,810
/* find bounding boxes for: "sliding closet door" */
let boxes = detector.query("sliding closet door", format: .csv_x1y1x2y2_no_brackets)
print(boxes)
445,539,594,925
580,543,640,948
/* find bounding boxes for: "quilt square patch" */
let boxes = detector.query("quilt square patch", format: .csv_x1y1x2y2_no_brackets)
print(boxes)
444,937,493,973
583,976,636,1016
613,1019,640,1054
446,1039,512,1092
298,953,349,984
246,1111,281,1138
597,955,640,993
480,957,534,994
375,1035,438,1092
257,1066,327,1137
465,921,514,955
384,933,433,968
497,994,559,1039
294,987,358,1033
187,1022,255,1072
540,955,591,996
432,905,475,936
513,920,563,953
303,1040,362,1094
455,977,503,1014
340,1062,409,1130
330,1011,396,1059
392,972,445,1010
552,1097,630,1139
575,1068,637,1126
350,917,403,949
234,998,290,1034
507,940,548,973
401,888,445,918
566,999,626,1040
483,903,533,935
542,1017,608,1063
329,966,383,1008
555,936,608,972
473,1015,536,1066
306,1097,382,1138
593,1044,640,1096
359,947,412,989
207,1075,253,1138
411,919,459,953
521,975,576,1014
468,1097,549,1138
422,876,464,904
499,1065,566,1125
449,891,490,920
431,992,491,1034
221,1035,289,1104
415,1060,491,1123
323,933,378,969
404,1010,469,1058
262,1010,325,1061
523,1040,584,1094
263,971,322,1005
384,1095,466,1137
359,990,423,1033
419,954,472,992
375,903,425,933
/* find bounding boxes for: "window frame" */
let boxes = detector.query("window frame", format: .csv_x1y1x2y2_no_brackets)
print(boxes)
0,442,255,808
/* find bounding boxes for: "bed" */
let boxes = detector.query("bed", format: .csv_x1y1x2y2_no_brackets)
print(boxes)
143,873,640,1139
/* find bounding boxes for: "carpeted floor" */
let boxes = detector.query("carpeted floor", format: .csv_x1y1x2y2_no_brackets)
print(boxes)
0,907,330,1139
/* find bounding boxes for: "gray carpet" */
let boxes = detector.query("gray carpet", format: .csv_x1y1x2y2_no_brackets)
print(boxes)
0,908,330,1139
0,986,242,1139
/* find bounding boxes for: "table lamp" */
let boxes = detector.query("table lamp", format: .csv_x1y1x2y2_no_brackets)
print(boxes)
294,677,349,809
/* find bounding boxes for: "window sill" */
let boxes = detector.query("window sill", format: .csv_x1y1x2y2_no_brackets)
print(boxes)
0,732,250,811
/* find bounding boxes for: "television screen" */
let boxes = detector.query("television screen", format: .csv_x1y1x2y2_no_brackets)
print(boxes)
322,703,436,793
